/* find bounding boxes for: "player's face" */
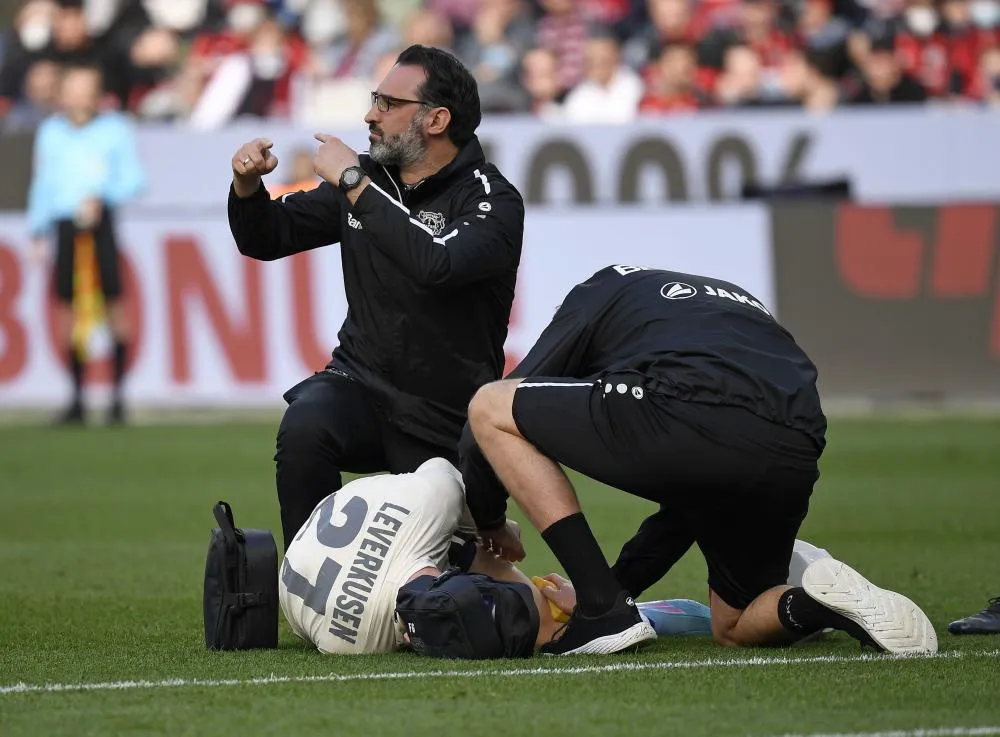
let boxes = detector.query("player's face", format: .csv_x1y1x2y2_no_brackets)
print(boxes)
365,64,430,168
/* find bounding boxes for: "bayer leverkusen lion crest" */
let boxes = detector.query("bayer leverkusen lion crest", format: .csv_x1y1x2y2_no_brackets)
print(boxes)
417,210,446,236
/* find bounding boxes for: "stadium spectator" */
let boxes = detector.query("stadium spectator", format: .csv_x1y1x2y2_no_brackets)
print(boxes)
2,57,60,131
26,62,146,425
401,7,455,49
1,0,994,123
699,0,796,96
227,45,525,550
295,0,346,48
714,43,771,105
122,24,181,115
638,41,711,112
973,0,1000,27
426,0,481,33
972,43,1000,102
377,0,425,30
937,0,999,97
797,0,852,77
780,46,843,109
0,0,58,117
856,0,909,22
45,1,114,85
534,0,593,92
563,30,644,122
176,0,268,119
519,46,567,117
894,0,952,97
318,0,398,79
184,5,310,128
585,0,640,25
623,0,701,73
455,0,536,112
133,0,211,35
848,34,928,102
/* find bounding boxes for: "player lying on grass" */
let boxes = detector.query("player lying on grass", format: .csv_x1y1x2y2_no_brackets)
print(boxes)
279,457,708,656
279,457,827,657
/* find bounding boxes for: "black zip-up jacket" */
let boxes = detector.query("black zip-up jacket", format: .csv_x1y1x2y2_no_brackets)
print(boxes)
460,264,827,528
228,136,525,448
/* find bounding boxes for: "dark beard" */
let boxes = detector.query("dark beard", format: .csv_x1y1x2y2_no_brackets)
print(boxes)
369,113,428,168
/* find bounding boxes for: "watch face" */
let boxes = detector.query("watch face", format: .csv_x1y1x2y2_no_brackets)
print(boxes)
343,168,361,187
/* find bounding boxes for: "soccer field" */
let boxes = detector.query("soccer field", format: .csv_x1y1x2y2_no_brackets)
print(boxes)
1,417,998,737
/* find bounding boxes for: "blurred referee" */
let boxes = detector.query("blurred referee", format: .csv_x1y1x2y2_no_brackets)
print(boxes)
27,62,146,425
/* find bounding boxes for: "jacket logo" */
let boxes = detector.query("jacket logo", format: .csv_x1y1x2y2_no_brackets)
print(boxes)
348,212,362,230
703,285,772,316
661,282,697,300
417,210,446,235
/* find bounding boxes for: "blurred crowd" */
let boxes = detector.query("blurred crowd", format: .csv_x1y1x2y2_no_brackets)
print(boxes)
1,0,998,132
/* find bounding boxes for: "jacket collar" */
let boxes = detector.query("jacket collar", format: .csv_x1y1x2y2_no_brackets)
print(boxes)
374,136,486,200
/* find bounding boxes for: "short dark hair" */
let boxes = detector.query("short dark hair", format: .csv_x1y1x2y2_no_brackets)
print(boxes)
395,44,482,147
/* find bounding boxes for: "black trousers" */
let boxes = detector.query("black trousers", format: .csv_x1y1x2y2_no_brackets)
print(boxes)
274,369,459,550
509,372,821,610
54,209,122,303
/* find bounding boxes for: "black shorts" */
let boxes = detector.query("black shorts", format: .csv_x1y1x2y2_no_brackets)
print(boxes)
53,209,122,303
511,372,821,610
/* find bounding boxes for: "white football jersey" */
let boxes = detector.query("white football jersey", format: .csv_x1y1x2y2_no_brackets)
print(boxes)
787,539,832,587
279,458,469,654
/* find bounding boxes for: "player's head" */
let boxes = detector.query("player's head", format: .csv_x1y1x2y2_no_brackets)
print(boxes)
365,44,481,166
395,570,539,659
58,62,103,125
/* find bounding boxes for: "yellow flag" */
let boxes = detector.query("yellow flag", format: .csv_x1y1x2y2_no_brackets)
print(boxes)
71,230,106,361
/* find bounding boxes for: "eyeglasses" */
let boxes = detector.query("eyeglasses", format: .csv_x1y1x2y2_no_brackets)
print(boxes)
370,91,429,113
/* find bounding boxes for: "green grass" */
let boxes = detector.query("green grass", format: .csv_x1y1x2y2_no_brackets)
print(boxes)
0,418,998,737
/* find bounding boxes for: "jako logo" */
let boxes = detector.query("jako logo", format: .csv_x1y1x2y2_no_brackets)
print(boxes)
703,285,772,316
661,282,697,299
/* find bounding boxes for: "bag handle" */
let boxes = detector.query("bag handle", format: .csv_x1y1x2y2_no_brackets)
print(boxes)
213,501,239,546
223,592,271,610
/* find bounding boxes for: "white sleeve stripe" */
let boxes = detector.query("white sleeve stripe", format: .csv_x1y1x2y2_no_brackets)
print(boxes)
518,382,594,388
433,228,459,246
473,169,491,196
370,182,410,214
371,181,464,247
409,217,435,235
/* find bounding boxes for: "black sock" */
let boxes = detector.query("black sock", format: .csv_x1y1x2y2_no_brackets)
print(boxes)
68,349,84,405
541,512,622,617
777,587,878,647
112,341,127,399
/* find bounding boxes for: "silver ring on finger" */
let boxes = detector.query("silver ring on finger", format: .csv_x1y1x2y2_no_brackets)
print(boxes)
241,157,251,166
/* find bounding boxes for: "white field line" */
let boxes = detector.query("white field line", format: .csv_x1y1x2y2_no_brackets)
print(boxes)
2,648,998,697
770,728,1000,737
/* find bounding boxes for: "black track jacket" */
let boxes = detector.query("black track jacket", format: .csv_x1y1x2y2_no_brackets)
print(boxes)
228,137,525,448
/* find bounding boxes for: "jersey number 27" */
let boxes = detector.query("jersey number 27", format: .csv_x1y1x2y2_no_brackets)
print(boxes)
281,494,368,615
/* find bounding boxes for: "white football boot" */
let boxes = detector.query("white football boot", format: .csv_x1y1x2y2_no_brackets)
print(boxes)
801,557,938,655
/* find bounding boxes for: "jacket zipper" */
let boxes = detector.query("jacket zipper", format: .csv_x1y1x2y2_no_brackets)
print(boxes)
382,165,405,205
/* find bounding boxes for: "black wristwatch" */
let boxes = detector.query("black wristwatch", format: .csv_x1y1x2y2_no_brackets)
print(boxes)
339,165,366,193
